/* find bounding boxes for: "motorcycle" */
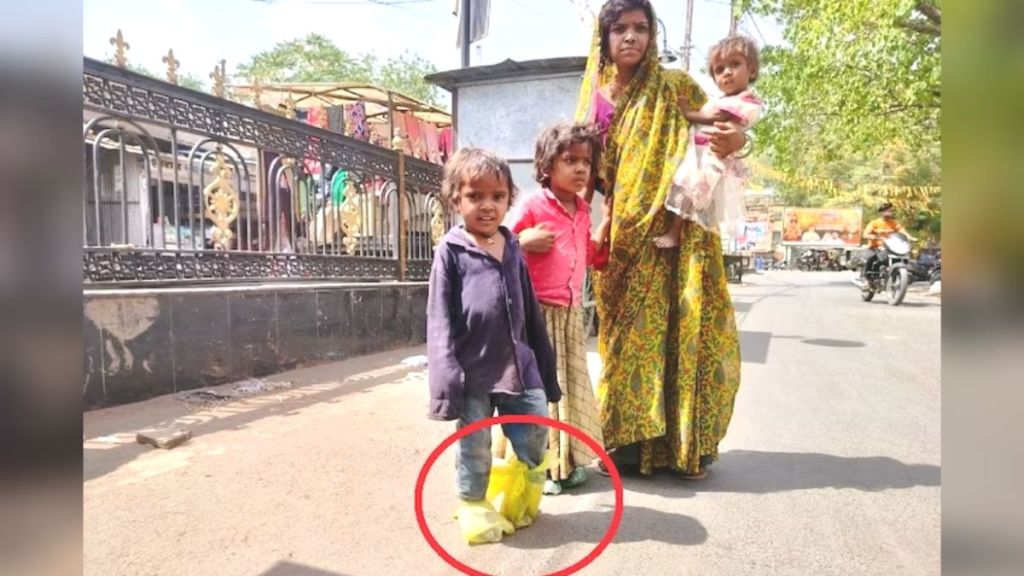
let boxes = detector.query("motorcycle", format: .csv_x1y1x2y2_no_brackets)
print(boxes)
908,248,941,285
797,249,822,271
860,232,914,305
825,249,844,271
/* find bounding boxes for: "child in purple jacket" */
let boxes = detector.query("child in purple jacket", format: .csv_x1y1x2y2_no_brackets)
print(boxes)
427,148,561,543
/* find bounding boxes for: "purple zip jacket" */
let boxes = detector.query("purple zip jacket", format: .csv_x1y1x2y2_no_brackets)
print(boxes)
426,225,561,421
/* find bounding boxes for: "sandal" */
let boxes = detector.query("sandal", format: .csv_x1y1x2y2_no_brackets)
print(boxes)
543,479,562,495
560,466,588,489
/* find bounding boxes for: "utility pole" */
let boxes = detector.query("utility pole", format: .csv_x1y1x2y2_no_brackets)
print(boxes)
460,0,471,68
729,0,739,35
682,0,695,70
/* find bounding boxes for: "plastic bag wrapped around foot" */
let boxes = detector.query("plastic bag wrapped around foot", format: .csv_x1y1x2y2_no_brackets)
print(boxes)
454,500,515,545
486,453,552,529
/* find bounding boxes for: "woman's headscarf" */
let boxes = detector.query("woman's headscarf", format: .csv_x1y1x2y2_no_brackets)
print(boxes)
574,9,707,262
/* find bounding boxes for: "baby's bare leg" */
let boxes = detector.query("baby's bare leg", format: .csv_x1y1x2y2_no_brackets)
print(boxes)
654,213,684,249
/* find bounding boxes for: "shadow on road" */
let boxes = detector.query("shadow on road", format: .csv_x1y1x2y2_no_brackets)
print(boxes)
740,332,867,363
502,505,708,550
258,561,353,576
739,330,772,364
622,450,939,496
871,300,940,308
801,338,866,348
84,364,420,483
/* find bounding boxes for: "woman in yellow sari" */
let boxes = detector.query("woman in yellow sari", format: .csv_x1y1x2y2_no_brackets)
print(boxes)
579,0,744,478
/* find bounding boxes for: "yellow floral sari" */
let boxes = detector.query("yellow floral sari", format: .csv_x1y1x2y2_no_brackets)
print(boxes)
577,22,741,475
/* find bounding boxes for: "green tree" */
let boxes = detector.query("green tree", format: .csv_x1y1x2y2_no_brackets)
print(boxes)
374,51,442,105
176,72,205,92
741,0,941,173
236,34,441,105
756,140,941,239
236,33,374,84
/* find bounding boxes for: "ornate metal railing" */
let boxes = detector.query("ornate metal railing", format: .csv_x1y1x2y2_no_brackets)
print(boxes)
82,57,452,285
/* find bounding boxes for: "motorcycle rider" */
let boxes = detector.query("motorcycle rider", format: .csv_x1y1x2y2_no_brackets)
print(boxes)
854,202,915,288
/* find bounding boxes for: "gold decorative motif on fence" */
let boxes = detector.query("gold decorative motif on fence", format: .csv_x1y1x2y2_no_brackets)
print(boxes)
203,153,239,250
430,201,446,246
284,91,297,120
210,59,226,98
252,78,264,108
162,49,180,85
110,30,130,68
340,186,362,253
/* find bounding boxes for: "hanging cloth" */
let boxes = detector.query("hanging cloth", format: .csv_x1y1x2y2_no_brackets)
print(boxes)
423,123,442,164
331,170,348,206
327,106,346,134
306,106,328,130
454,0,491,47
346,102,369,141
439,127,454,162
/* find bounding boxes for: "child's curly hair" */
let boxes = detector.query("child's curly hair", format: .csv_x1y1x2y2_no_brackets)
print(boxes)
707,34,760,83
440,147,517,206
533,122,603,187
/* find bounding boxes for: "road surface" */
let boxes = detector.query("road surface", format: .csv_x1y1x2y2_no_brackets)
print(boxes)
83,271,940,576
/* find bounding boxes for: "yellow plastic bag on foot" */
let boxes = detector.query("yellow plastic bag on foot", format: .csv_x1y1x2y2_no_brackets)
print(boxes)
454,499,515,544
486,452,552,529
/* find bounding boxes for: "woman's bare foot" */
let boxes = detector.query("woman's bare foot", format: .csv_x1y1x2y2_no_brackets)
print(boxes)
654,231,680,249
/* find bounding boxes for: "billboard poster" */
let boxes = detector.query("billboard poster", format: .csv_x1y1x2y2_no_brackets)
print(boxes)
782,208,863,247
737,212,772,252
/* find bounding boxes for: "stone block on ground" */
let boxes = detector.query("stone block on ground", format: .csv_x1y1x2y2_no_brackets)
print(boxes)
136,429,192,450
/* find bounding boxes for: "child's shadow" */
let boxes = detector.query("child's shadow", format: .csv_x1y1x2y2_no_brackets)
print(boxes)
502,505,707,549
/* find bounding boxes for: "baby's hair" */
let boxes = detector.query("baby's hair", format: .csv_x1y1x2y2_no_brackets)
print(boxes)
707,34,760,83
534,122,603,187
440,147,517,206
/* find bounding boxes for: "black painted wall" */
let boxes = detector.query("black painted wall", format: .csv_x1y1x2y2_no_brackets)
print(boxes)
83,284,429,410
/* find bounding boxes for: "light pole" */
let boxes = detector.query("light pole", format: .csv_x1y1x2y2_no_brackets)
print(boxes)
656,18,678,64
683,0,695,70
460,0,471,67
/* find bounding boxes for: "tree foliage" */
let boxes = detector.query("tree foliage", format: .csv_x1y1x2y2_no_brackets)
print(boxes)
740,0,941,238
741,0,941,173
177,74,205,92
755,139,941,239
105,58,206,91
235,33,441,105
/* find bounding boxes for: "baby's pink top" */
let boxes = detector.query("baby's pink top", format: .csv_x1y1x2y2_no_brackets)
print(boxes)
694,89,763,146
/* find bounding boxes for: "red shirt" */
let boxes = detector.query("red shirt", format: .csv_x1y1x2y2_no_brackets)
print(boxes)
511,189,595,308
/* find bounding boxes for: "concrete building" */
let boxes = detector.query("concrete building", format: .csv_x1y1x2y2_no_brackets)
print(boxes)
425,57,601,223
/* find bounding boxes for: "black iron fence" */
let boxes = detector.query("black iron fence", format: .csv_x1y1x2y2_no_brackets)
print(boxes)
82,58,452,285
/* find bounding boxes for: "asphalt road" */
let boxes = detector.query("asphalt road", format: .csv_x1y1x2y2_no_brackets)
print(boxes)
83,270,940,576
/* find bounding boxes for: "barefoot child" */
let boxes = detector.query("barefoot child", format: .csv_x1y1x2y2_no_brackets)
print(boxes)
655,35,764,248
504,123,607,495
427,148,561,544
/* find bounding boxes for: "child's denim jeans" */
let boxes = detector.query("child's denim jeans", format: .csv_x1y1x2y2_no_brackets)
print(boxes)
456,388,549,501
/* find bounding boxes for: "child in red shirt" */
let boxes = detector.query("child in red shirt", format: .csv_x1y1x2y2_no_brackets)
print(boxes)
507,123,608,494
